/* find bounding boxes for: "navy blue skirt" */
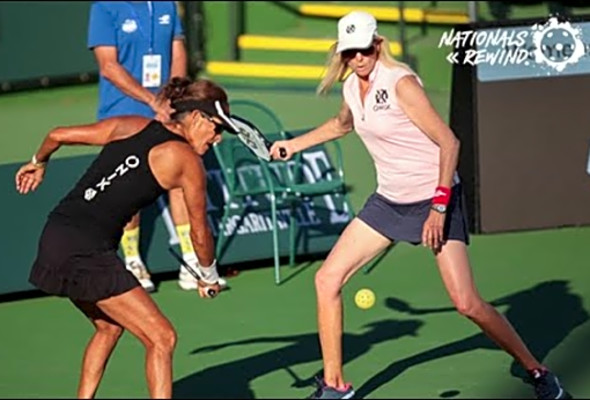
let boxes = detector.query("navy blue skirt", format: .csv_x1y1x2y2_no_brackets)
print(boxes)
357,183,470,246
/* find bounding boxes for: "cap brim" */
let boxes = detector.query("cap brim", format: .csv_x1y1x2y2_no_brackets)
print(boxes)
336,35,374,53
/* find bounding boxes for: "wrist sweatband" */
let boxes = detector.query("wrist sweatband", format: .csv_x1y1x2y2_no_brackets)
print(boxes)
432,186,451,206
198,259,220,285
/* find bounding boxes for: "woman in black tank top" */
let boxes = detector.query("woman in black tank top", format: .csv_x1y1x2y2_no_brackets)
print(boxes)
14,77,239,399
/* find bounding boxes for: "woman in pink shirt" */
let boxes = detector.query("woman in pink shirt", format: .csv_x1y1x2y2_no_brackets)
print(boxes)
270,10,569,400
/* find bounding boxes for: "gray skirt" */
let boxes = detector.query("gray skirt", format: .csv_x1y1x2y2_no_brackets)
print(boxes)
357,183,470,246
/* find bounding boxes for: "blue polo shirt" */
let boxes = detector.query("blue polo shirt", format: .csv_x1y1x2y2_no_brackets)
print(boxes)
87,1,184,120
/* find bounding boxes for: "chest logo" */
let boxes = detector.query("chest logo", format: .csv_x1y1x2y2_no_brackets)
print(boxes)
373,89,391,111
122,19,138,33
84,155,140,201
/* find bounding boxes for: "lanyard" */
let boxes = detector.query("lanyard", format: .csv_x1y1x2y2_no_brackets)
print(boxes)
127,1,154,53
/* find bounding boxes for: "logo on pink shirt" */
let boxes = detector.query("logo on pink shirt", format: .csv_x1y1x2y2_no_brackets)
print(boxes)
373,89,391,112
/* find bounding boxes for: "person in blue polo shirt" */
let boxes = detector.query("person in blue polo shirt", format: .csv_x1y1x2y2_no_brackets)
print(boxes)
87,1,227,293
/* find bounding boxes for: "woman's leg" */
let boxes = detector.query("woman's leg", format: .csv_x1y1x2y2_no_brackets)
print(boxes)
72,301,125,399
315,218,392,390
120,213,155,293
95,287,178,398
434,240,542,371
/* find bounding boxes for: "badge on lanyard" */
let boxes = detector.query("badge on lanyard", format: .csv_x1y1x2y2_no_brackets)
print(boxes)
142,54,162,88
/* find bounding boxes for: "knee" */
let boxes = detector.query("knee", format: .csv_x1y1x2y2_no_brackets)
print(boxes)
314,267,343,297
453,296,487,319
148,324,177,353
95,321,124,341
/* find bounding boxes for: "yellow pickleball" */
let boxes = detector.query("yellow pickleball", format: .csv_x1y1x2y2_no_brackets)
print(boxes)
355,288,376,309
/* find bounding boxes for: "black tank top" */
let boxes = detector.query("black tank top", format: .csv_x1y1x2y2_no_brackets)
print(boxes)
48,120,186,249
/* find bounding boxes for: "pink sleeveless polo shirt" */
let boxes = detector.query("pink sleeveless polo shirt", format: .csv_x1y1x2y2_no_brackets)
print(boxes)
343,61,449,204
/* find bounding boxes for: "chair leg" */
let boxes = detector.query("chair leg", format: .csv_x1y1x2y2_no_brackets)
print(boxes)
270,193,281,285
289,203,296,267
215,205,231,261
344,191,356,219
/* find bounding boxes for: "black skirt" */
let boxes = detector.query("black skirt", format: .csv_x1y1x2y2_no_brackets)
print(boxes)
29,220,140,303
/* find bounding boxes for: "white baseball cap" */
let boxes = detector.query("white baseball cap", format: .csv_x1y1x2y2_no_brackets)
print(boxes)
336,11,378,53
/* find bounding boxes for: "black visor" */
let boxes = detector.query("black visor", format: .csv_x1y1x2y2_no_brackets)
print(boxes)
170,100,239,134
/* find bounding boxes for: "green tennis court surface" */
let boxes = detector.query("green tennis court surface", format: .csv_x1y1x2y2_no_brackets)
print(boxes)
0,225,588,398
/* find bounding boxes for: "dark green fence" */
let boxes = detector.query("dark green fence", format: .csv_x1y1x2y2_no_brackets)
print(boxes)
0,2,97,91
0,1,208,93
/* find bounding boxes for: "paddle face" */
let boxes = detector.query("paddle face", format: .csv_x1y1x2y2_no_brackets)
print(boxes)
225,115,288,161
228,115,273,161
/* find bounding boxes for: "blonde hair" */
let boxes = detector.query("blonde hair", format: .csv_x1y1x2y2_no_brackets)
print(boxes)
316,35,415,96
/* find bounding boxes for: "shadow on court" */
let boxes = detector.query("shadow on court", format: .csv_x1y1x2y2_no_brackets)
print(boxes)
172,319,424,399
355,280,588,398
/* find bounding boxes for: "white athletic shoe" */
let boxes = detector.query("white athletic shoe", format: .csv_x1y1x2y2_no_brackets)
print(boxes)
178,264,228,291
125,258,156,293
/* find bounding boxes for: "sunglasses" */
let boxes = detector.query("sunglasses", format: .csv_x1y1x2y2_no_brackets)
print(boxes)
200,111,226,134
342,45,376,60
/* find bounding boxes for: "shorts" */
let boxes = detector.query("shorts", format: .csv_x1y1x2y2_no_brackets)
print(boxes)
28,220,140,303
357,183,470,246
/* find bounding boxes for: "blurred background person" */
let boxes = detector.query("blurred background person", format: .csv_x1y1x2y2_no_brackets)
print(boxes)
87,1,227,293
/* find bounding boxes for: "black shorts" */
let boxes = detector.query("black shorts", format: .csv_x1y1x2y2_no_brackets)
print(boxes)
357,183,470,246
29,220,140,303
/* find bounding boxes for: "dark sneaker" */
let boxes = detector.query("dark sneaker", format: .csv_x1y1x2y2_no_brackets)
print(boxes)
307,376,355,399
530,369,572,399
